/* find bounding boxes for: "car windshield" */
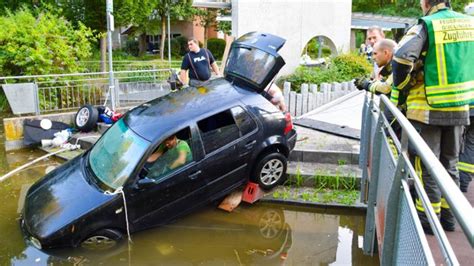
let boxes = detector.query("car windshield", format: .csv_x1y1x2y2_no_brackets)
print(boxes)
89,119,150,190
226,47,276,85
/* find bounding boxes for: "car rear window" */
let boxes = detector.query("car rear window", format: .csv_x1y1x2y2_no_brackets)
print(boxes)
198,110,240,154
231,106,257,136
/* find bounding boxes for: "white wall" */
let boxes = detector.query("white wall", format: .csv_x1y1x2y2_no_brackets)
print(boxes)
232,0,352,76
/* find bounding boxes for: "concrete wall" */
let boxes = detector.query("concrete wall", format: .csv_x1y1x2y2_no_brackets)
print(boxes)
231,0,352,76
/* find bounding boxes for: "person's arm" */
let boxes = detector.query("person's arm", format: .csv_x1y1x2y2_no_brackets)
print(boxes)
392,24,426,99
179,69,188,85
169,150,188,169
169,141,190,169
211,62,220,76
146,149,163,163
368,75,393,95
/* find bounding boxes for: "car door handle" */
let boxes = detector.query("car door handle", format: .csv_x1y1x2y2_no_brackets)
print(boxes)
245,140,257,149
189,170,202,180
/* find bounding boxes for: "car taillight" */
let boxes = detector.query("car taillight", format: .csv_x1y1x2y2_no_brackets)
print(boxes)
284,112,293,135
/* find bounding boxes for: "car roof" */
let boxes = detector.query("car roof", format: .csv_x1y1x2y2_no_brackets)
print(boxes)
124,78,257,142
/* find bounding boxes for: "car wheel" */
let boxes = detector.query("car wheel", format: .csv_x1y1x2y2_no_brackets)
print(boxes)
258,209,285,239
81,229,123,250
253,153,287,190
75,104,98,132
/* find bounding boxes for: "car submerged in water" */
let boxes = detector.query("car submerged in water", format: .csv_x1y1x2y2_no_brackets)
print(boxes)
20,32,297,249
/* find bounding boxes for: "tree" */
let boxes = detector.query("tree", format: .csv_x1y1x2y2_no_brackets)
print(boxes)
0,8,94,76
352,0,472,17
115,0,160,56
216,9,231,36
59,0,109,71
155,0,194,60
195,7,218,48
115,0,194,59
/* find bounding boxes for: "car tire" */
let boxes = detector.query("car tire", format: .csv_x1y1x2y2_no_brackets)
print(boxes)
81,229,123,250
75,104,98,132
258,208,285,239
252,152,287,190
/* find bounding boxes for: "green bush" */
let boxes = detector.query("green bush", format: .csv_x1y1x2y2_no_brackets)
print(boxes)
175,36,188,56
0,8,94,76
207,38,226,60
0,8,94,112
124,39,139,57
164,38,185,57
279,53,372,92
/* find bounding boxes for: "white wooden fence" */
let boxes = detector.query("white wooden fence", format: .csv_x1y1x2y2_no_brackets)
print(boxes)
283,81,356,117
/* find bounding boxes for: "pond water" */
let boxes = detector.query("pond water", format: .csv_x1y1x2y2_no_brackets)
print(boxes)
0,130,378,265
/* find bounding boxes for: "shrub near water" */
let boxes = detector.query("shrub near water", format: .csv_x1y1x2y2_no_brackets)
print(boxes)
0,8,94,112
279,53,372,92
0,8,94,76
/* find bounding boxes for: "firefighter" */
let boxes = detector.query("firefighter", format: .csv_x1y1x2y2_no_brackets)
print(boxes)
355,39,397,95
459,108,474,192
391,0,473,233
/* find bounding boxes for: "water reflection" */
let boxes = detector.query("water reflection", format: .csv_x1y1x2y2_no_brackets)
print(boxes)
0,146,378,265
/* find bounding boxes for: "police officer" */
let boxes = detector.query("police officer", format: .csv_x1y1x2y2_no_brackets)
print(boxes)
392,0,473,233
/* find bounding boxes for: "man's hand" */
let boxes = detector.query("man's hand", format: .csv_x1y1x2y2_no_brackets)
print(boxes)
354,78,371,91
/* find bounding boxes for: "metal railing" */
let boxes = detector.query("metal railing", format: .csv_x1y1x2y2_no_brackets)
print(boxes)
78,60,222,73
0,69,172,114
359,94,473,265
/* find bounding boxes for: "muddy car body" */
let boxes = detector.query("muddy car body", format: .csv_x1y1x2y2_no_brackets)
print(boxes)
21,32,297,249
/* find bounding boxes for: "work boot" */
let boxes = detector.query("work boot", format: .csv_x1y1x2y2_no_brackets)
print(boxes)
460,182,468,193
441,208,456,232
418,210,435,235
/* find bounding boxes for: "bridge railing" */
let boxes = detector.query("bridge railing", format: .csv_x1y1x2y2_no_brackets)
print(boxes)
359,94,473,265
0,69,171,115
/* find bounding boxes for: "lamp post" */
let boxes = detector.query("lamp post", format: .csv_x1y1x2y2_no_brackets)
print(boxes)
106,0,116,110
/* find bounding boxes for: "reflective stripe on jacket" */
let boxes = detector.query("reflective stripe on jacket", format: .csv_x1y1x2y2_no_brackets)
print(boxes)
420,9,474,108
391,3,470,126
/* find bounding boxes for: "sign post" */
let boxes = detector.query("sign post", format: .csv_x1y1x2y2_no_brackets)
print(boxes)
106,0,116,110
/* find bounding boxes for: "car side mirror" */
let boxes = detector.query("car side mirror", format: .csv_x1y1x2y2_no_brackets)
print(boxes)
136,177,155,189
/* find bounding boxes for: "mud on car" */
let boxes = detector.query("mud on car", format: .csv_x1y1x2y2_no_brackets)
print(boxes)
20,32,297,249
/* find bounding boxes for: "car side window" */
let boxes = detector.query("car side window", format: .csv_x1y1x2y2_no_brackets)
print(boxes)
144,127,193,181
197,109,240,154
231,106,257,136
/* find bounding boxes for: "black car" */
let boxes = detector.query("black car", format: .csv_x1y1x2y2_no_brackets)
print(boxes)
20,32,297,249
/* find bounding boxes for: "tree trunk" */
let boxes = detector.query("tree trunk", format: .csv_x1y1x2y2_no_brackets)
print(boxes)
100,35,107,72
160,15,166,61
138,33,147,57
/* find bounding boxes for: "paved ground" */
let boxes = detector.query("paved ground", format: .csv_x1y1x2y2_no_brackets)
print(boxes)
426,188,473,265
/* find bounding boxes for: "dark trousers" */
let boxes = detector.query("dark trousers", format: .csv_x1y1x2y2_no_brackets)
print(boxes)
459,117,474,191
409,120,462,226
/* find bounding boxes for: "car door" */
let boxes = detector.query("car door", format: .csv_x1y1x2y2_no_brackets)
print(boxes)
127,126,207,231
197,108,252,198
231,106,259,167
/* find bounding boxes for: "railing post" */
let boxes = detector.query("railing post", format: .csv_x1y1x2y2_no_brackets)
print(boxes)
360,93,373,203
363,102,384,256
34,78,40,115
381,151,408,265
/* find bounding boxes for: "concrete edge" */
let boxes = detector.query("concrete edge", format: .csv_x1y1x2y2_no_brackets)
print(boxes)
260,197,367,211
289,149,359,164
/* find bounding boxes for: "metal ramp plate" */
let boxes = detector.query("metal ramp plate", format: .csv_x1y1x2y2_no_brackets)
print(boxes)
295,118,361,140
